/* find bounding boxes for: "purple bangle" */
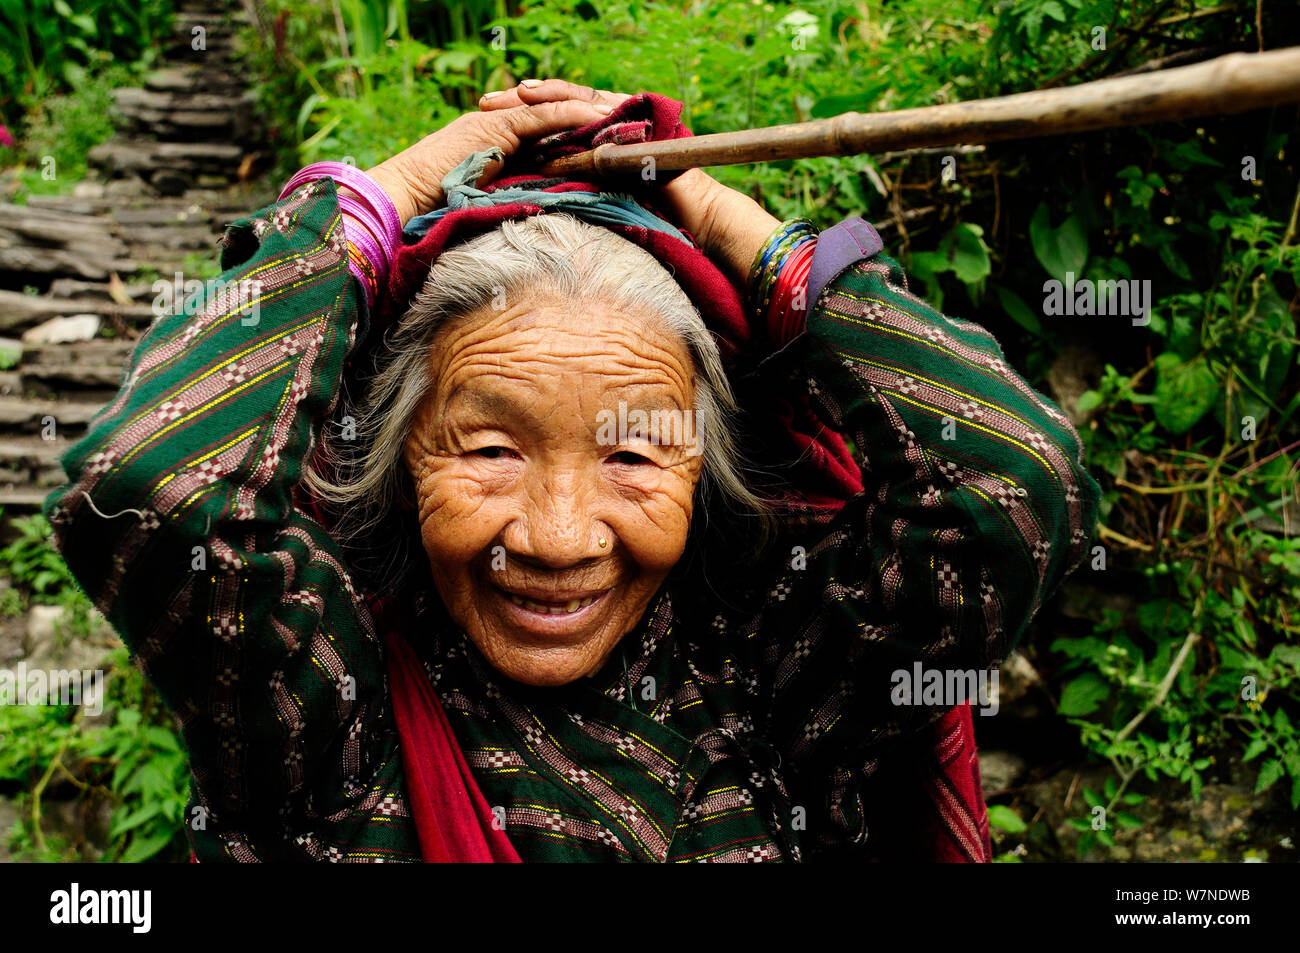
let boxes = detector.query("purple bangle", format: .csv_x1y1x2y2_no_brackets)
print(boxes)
279,161,401,261
337,196,388,266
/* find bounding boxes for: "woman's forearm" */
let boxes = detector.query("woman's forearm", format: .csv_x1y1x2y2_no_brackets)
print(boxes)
803,244,1101,657
44,180,397,853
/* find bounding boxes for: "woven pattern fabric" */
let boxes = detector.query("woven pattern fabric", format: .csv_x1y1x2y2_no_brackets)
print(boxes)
45,179,1099,861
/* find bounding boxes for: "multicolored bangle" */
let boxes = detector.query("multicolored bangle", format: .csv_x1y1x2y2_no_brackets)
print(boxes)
278,161,402,309
747,218,818,347
766,236,816,347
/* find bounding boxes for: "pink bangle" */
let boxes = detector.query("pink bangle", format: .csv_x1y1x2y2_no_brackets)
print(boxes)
279,161,401,268
280,162,402,311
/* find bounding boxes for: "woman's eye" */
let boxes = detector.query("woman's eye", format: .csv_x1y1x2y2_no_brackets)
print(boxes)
470,446,514,459
608,450,653,466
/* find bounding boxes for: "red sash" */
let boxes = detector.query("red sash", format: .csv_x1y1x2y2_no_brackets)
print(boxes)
383,630,522,863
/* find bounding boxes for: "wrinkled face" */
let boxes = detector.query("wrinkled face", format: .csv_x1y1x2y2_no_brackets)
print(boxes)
403,294,704,687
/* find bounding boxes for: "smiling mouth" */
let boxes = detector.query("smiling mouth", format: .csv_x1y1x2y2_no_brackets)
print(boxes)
502,592,602,615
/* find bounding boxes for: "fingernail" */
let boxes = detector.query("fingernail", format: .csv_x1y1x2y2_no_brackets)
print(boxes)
595,104,614,114
481,90,503,99
520,78,543,87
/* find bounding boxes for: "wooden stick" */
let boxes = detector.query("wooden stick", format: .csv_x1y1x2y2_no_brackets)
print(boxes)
537,47,1300,178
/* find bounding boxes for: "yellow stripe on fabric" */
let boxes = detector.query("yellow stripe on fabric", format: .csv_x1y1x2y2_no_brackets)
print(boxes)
121,310,322,437
121,362,293,470
617,729,683,768
883,388,1061,478
822,331,1043,434
511,720,668,847
824,345,1064,481
156,426,260,506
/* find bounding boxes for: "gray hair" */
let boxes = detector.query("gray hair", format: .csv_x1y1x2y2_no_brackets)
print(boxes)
305,212,770,596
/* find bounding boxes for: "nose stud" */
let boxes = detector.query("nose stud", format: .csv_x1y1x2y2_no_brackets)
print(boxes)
598,537,608,549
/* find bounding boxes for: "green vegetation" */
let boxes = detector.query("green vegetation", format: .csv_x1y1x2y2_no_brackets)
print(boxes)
0,513,192,862
0,0,176,199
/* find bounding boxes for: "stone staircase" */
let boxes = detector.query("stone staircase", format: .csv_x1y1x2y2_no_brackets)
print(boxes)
0,0,276,511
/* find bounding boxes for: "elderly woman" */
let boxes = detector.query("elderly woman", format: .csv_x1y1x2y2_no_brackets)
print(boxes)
46,81,1099,863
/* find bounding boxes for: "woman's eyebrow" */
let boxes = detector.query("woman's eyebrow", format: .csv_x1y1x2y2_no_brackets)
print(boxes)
444,387,522,419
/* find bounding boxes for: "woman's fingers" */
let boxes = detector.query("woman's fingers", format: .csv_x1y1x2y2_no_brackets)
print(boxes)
488,99,615,144
479,79,632,112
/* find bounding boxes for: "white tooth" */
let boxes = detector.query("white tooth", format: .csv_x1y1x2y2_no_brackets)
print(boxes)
566,599,581,612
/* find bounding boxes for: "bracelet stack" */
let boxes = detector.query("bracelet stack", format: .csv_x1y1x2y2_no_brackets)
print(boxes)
278,161,402,310
747,218,818,348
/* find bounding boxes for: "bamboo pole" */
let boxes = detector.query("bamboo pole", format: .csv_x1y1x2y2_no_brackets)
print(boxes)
536,47,1300,178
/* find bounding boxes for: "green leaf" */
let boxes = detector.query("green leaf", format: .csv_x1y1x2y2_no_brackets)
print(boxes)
1122,792,1146,806
1157,242,1192,281
1082,786,1103,809
1117,811,1143,829
810,93,874,118
1168,139,1224,169
1075,390,1103,414
1042,1,1067,23
1255,758,1284,793
432,49,480,73
988,805,1027,833
995,285,1044,336
1243,737,1269,762
1029,204,1088,284
121,828,175,864
941,222,991,287
109,802,162,840
1153,352,1219,434
1058,672,1110,716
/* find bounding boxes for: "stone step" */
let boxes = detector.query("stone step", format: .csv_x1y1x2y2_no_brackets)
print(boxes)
114,87,254,116
111,88,256,141
0,203,122,250
0,396,103,433
164,36,241,58
0,435,70,489
48,278,158,302
89,139,245,177
27,191,267,221
0,487,57,508
0,290,156,334
0,246,137,283
0,204,137,284
19,339,135,391
145,67,246,96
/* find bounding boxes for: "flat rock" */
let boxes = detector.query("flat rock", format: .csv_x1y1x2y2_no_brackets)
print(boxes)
980,749,1027,795
21,314,100,345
